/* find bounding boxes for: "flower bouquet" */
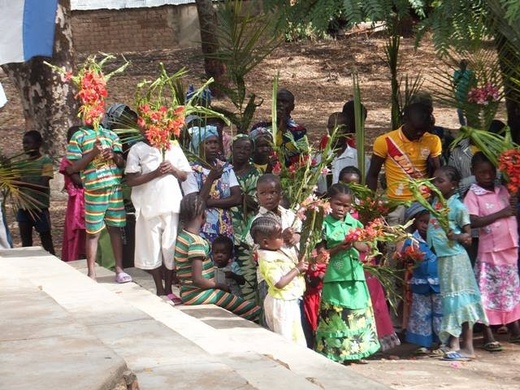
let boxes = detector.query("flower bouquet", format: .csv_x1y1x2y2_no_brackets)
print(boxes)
348,182,409,225
296,194,331,264
498,149,520,193
45,54,129,132
465,83,501,131
393,242,425,267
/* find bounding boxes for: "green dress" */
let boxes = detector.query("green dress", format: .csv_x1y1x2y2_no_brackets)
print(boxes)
315,213,380,362
230,165,260,301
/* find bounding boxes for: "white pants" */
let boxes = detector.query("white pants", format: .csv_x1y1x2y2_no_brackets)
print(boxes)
264,295,306,346
134,212,179,270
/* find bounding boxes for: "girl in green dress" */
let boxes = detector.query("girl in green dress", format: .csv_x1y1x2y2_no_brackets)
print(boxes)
230,134,261,300
315,183,380,363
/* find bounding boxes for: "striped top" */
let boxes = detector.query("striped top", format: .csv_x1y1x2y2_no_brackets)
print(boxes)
175,229,214,285
66,126,123,191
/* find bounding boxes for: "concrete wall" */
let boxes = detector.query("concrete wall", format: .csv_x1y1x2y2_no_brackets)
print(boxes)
71,4,200,54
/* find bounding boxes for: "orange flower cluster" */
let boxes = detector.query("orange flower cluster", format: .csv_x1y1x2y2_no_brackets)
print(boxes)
394,244,425,265
498,149,520,194
74,70,108,128
344,217,386,243
138,104,185,152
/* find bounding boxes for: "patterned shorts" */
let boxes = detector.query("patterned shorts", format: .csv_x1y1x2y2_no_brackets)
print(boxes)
84,186,126,234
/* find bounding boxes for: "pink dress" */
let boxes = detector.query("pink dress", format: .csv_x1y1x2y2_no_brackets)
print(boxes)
59,157,86,261
464,183,520,325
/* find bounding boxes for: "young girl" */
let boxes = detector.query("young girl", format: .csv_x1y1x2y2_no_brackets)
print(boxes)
174,194,260,321
464,152,520,350
401,203,442,353
428,166,488,361
315,183,380,363
60,126,86,261
338,167,400,352
252,215,308,345
230,134,260,301
182,127,242,243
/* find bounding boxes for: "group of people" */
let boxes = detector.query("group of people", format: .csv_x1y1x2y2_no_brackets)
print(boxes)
7,86,520,365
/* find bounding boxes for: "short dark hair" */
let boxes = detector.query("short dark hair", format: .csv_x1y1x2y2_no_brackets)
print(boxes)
23,130,42,145
327,183,353,199
250,215,280,244
212,235,234,253
257,173,280,189
339,166,361,181
435,165,461,184
66,126,82,143
179,193,206,223
471,151,495,169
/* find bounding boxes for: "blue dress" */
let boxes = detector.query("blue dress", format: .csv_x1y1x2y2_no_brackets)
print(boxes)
427,194,488,343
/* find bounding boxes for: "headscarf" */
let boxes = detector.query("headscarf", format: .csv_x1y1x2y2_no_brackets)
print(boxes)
249,126,272,145
233,133,251,144
189,125,219,154
404,202,428,222
101,103,129,129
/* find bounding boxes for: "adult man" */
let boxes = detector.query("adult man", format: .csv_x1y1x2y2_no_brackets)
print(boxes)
453,59,474,127
366,103,442,225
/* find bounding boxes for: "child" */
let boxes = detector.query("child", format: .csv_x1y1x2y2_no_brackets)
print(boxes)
428,165,488,361
464,152,520,350
59,126,86,261
339,166,400,352
16,130,55,255
246,174,301,308
125,131,192,299
174,194,260,321
252,215,308,345
315,183,380,364
212,235,245,297
401,203,442,353
67,124,131,283
182,126,241,243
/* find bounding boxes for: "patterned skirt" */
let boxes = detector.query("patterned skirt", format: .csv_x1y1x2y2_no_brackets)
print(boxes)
406,293,442,348
180,285,261,322
234,243,258,301
438,252,488,343
315,301,380,362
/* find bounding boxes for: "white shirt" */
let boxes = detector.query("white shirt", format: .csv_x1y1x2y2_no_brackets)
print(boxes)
125,141,191,219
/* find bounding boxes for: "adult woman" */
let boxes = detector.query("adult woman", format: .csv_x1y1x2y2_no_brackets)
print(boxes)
182,126,242,243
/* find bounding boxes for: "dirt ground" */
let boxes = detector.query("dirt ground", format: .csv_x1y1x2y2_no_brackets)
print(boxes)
1,35,518,389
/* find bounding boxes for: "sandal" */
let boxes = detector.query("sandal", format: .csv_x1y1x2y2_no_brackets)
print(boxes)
483,341,503,352
429,345,450,357
441,351,472,362
115,271,132,284
167,293,183,305
509,335,520,344
414,347,431,356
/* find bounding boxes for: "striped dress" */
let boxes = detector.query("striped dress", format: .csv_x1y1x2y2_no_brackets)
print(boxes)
174,229,260,322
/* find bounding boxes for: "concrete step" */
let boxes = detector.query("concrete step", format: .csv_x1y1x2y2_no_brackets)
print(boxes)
75,262,389,389
0,248,254,389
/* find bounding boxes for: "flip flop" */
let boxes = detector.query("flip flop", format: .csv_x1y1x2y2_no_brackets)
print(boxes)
167,293,183,305
441,351,471,362
483,341,503,352
115,271,132,284
414,347,431,356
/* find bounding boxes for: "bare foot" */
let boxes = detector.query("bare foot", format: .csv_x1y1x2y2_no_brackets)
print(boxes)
88,273,97,281
458,348,476,359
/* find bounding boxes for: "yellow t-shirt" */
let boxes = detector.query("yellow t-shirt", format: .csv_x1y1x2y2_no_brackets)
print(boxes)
372,128,442,201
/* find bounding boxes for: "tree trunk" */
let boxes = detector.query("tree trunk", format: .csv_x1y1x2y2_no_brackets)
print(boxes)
195,0,227,97
1,0,77,160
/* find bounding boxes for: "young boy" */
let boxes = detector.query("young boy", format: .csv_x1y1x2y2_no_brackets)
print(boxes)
125,134,192,299
16,130,55,254
212,235,245,297
67,125,131,283
245,174,301,320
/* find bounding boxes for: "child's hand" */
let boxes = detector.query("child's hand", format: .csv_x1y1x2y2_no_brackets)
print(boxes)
90,139,103,157
158,161,175,175
296,260,309,274
100,147,114,160
282,228,299,246
456,232,472,246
